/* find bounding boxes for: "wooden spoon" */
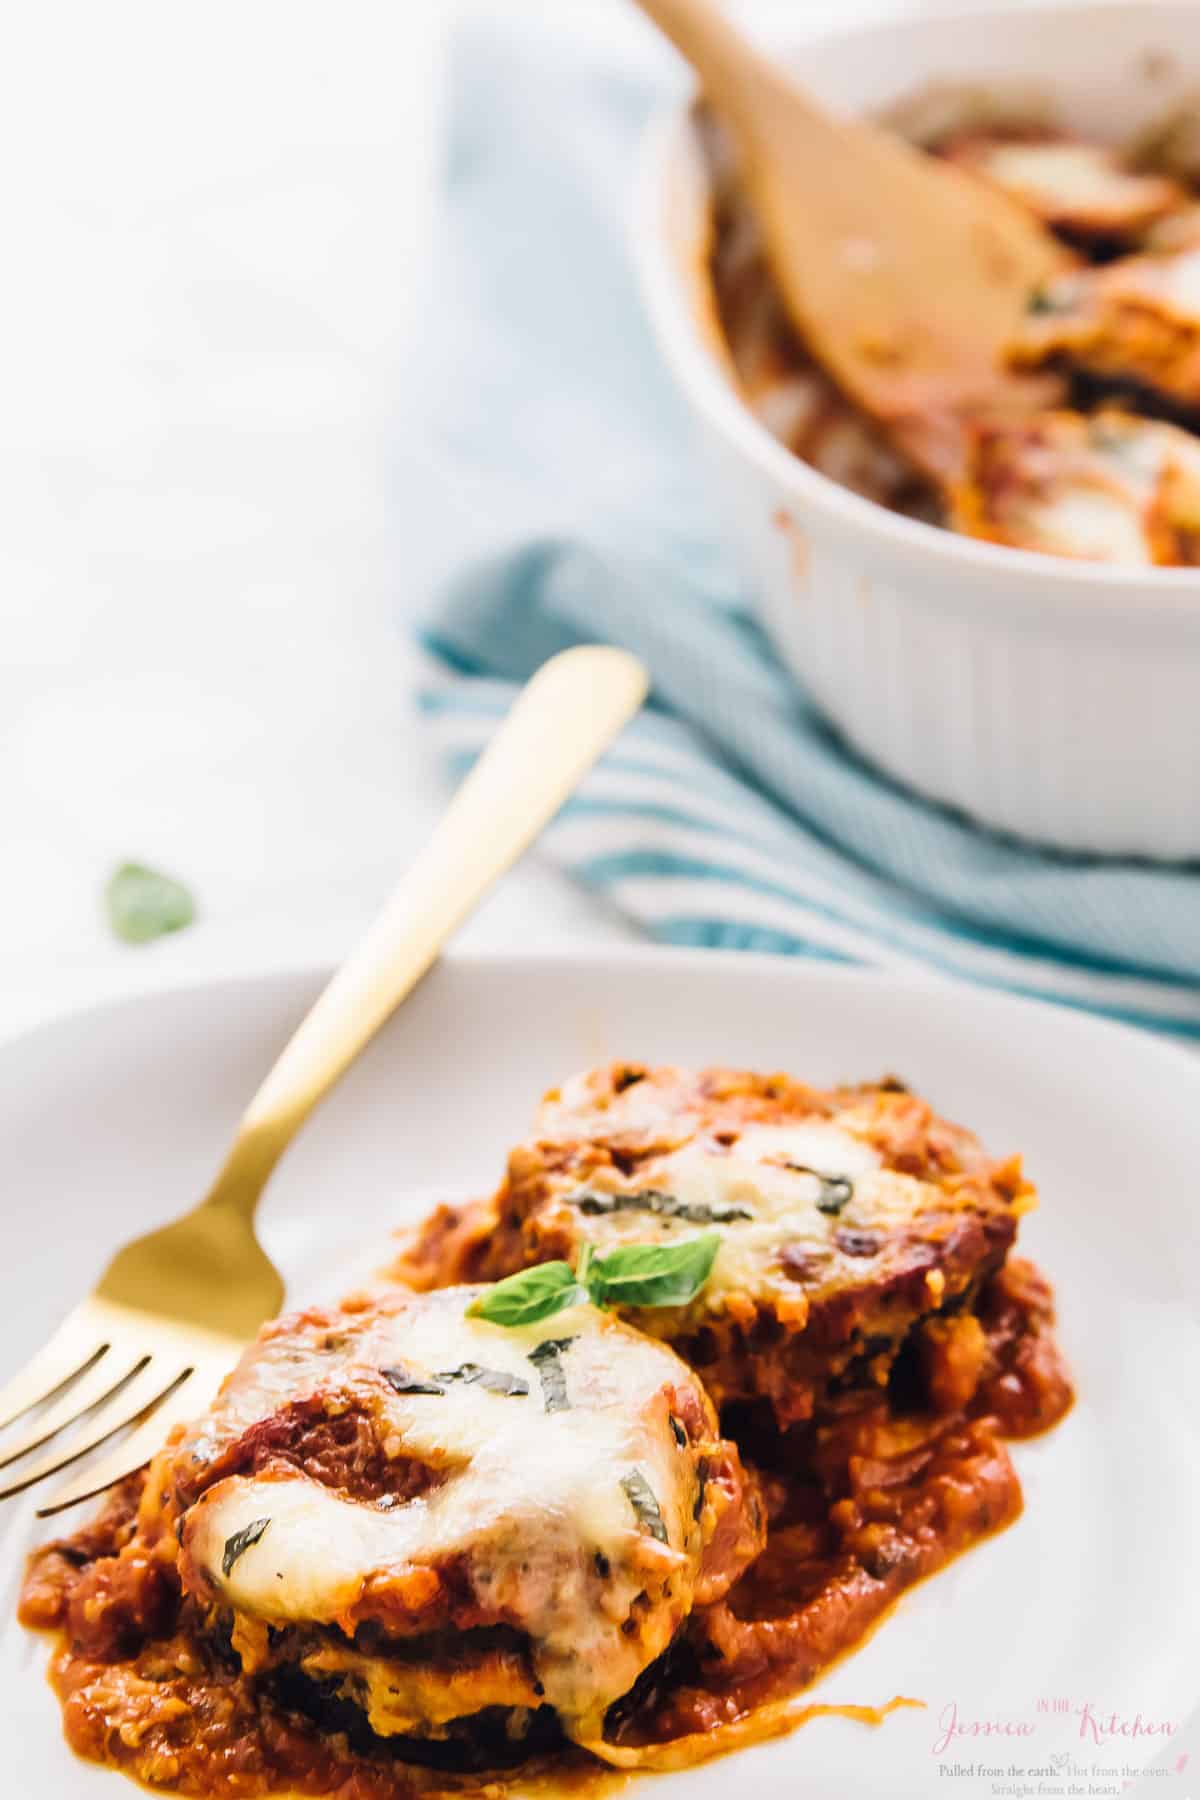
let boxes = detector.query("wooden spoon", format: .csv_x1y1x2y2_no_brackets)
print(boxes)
635,0,1070,477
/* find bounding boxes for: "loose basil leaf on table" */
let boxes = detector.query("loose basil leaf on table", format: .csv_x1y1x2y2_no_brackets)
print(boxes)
106,861,196,945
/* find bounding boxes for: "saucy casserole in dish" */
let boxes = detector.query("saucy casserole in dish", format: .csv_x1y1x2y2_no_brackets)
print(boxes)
706,93,1200,564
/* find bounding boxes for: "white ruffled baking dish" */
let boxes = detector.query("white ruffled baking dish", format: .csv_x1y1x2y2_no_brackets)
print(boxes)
634,0,1200,858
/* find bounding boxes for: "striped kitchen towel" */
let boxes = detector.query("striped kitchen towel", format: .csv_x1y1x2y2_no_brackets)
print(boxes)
402,5,1200,1038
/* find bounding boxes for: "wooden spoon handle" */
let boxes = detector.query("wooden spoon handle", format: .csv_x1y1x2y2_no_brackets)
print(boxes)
632,0,806,131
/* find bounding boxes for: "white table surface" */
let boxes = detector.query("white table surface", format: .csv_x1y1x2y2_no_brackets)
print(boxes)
0,0,887,1044
0,0,648,1044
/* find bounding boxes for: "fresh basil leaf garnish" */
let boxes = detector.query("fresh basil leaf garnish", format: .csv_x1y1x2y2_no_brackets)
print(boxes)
587,1233,721,1310
469,1234,721,1329
574,1188,752,1226
468,1263,585,1327
528,1337,576,1412
621,1469,668,1543
784,1163,855,1216
382,1365,445,1397
675,1198,754,1224
106,862,196,945
437,1363,530,1397
222,1517,270,1578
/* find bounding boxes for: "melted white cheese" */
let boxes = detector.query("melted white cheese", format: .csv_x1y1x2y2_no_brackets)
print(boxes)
976,415,1200,565
1127,245,1200,318
564,1120,921,1301
182,1292,699,1740
980,141,1168,216
1019,482,1154,563
662,1124,878,1291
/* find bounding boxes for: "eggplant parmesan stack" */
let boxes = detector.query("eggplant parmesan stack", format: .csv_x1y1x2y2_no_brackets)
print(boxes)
394,1064,1072,1762
20,1286,762,1793
396,1064,1050,1428
1011,247,1200,422
20,1064,1070,1794
940,131,1187,248
950,408,1200,562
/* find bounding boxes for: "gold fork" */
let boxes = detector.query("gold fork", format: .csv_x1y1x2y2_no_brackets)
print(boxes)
0,645,647,1516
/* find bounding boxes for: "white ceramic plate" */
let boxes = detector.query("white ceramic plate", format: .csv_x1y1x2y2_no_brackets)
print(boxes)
1,950,1198,1798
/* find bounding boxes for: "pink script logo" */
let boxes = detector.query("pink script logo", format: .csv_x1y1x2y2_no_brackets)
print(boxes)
1075,1703,1179,1747
932,1701,1035,1756
931,1699,1181,1758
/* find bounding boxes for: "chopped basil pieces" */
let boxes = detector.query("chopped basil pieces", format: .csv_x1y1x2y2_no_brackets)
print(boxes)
621,1469,668,1543
669,1414,688,1449
784,1162,855,1215
385,1359,532,1398
527,1337,576,1413
1025,276,1081,317
222,1517,270,1578
436,1363,530,1398
574,1188,752,1226
382,1365,445,1397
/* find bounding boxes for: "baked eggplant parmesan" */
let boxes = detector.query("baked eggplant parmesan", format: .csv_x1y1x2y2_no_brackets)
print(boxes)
942,131,1186,245
395,1065,1039,1428
21,1284,762,1790
21,1065,1071,1796
390,1065,1070,1764
950,408,1200,561
1011,246,1200,417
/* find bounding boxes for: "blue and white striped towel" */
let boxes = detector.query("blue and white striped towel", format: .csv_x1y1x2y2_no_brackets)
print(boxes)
401,5,1200,1039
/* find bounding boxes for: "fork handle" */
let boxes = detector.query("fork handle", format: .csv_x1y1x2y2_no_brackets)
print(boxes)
202,645,648,1216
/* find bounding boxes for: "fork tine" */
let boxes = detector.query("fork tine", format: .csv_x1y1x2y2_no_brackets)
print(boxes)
37,1373,207,1516
0,1361,187,1501
0,1352,149,1471
0,1315,110,1433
